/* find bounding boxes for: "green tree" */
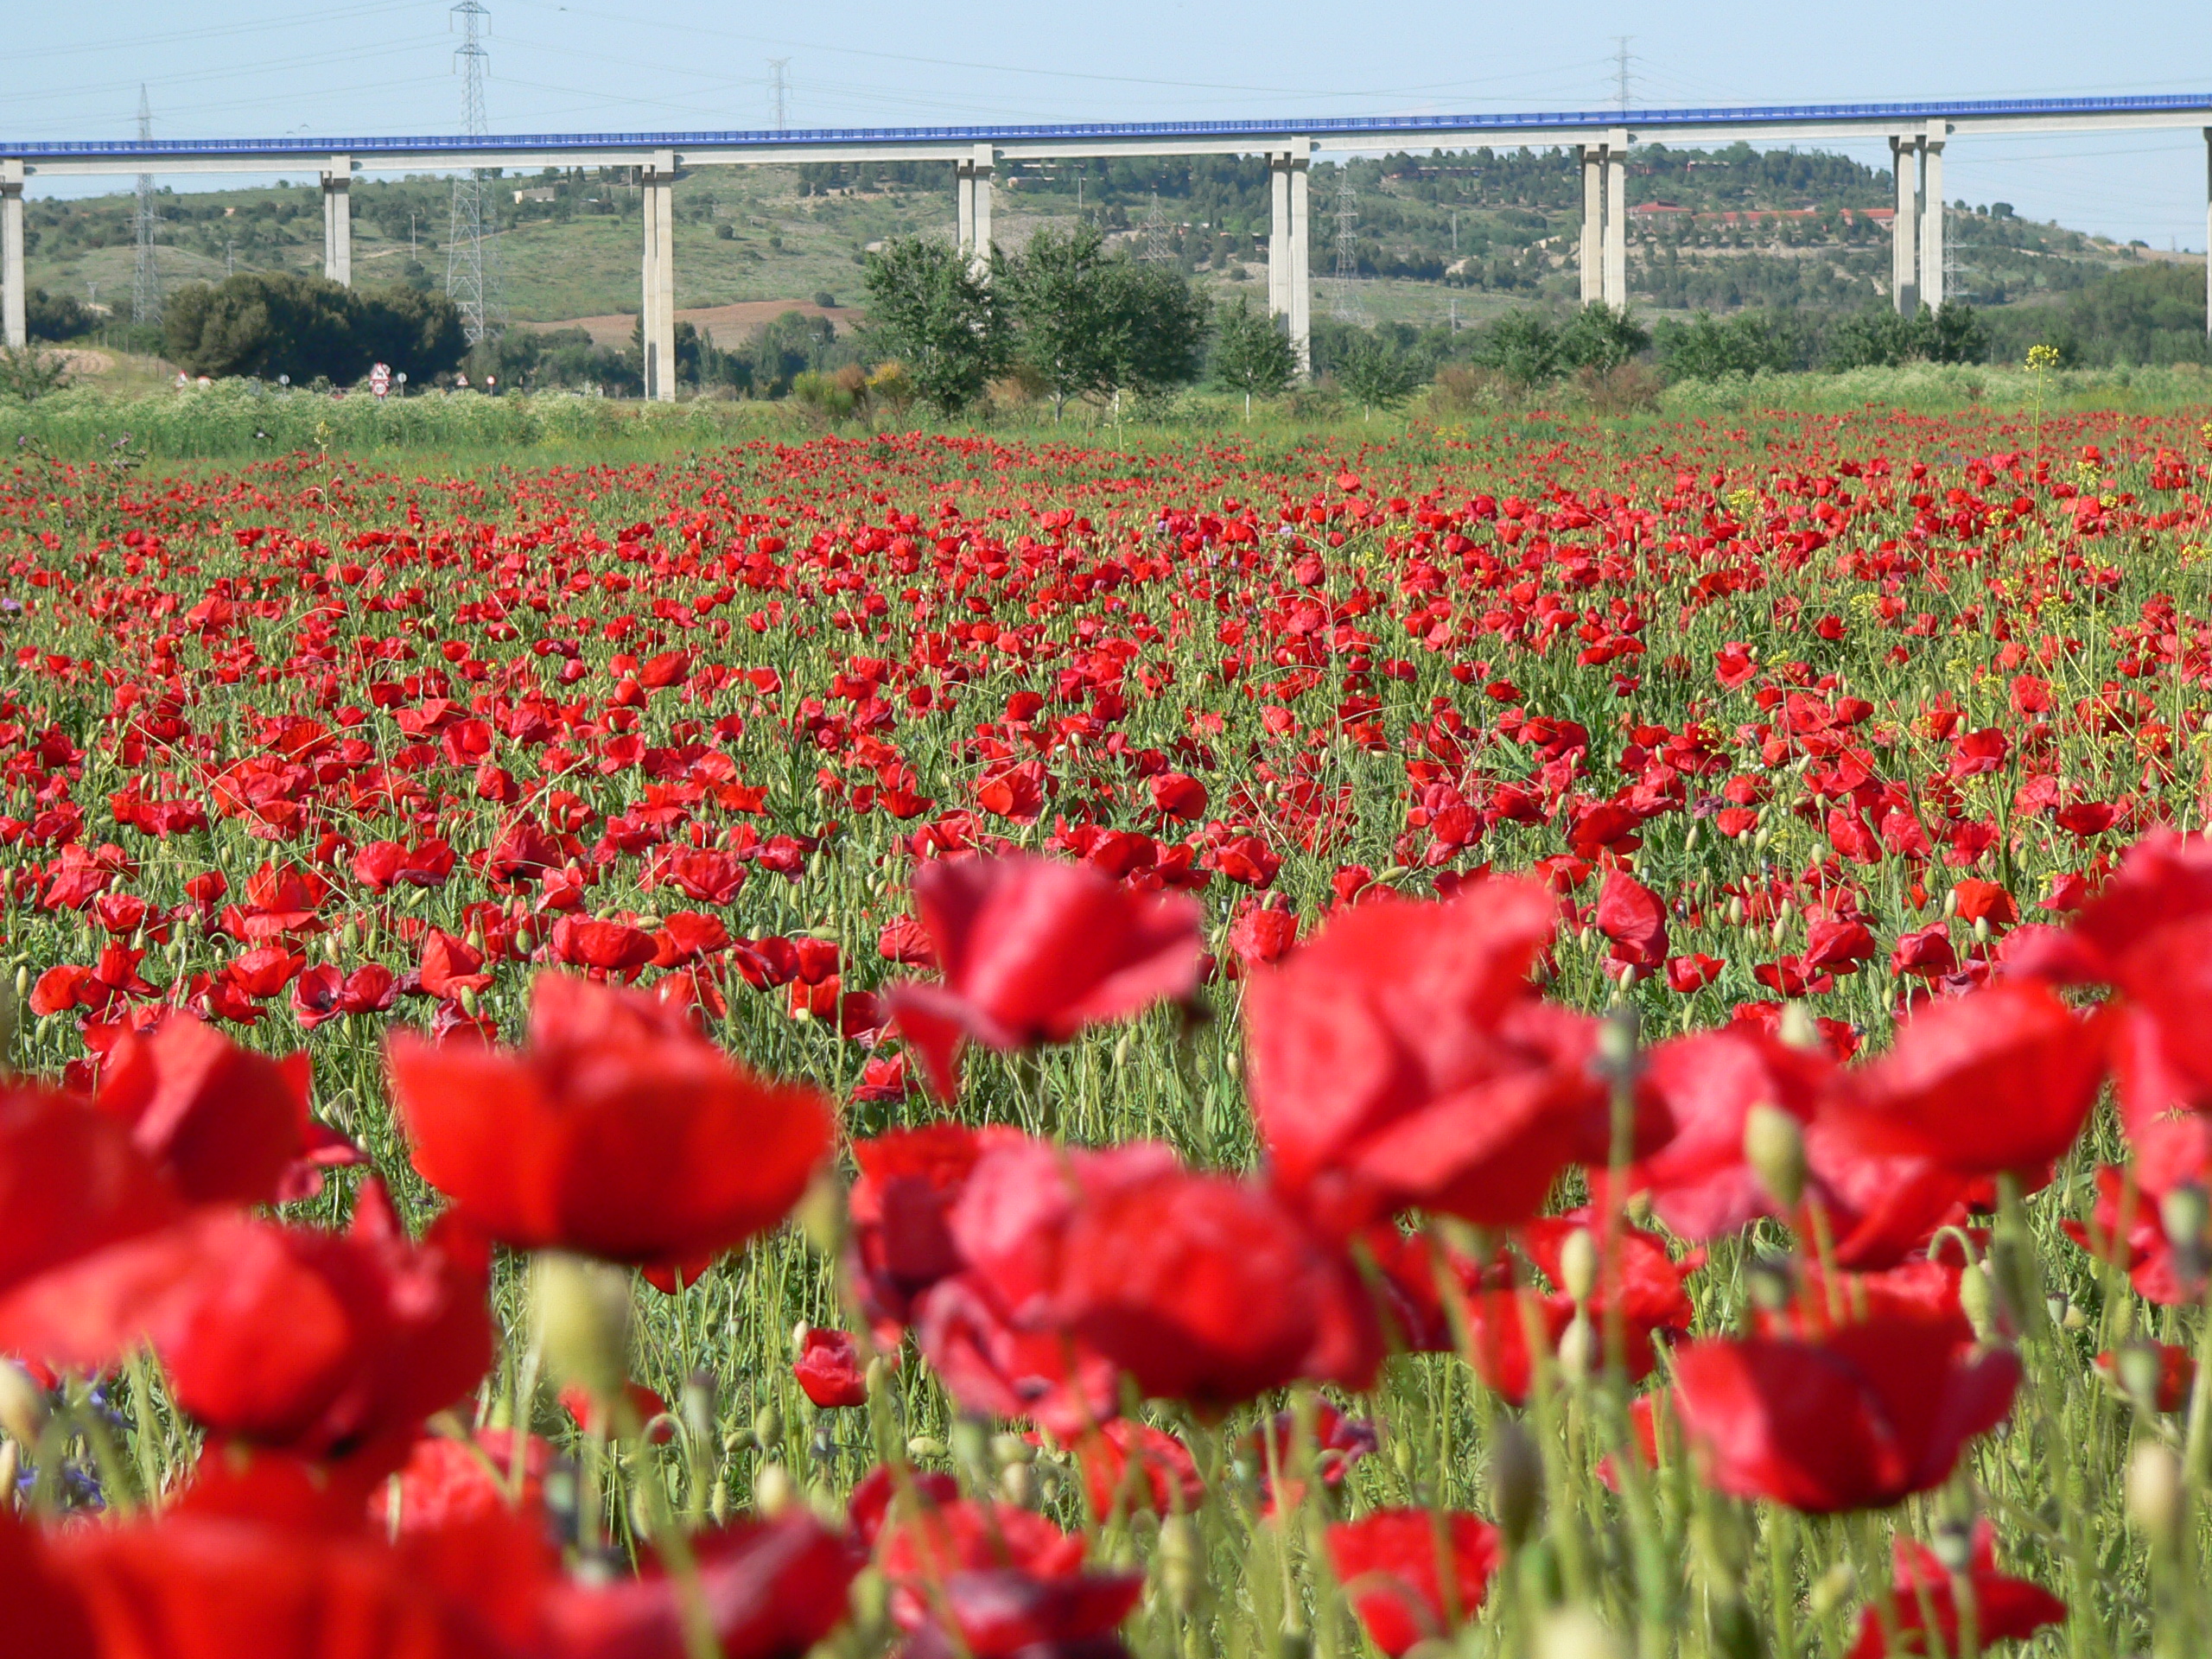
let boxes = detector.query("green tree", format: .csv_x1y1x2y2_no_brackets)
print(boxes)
1558,302,1650,374
1105,259,1210,400
1653,310,1797,380
163,272,465,384
861,237,1009,417
1474,310,1563,390
1209,296,1296,415
1004,222,1128,419
1332,327,1421,419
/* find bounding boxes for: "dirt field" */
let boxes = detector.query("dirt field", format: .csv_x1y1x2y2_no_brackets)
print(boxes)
514,299,861,350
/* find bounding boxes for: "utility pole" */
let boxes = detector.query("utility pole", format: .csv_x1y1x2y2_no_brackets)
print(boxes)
446,1,499,345
132,86,162,326
768,59,791,133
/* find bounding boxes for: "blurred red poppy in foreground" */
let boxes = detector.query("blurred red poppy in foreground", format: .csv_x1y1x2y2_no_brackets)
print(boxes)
1325,1510,1501,1656
1669,1314,2019,1513
885,855,1202,1100
93,1017,310,1206
388,972,833,1265
1245,878,1614,1235
1848,1522,2065,1658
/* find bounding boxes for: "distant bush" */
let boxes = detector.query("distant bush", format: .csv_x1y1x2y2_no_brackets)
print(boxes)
162,273,467,385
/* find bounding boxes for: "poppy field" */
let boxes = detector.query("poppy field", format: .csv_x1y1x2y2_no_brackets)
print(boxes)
2,408,2212,1658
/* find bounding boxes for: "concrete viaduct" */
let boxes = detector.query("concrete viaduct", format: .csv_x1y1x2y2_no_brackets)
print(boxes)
5,93,2210,398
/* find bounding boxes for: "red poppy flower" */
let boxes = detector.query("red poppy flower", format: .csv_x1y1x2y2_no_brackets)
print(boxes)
381,1429,553,1534
1595,867,1668,971
1063,1418,1205,1519
418,931,494,1001
847,1123,1027,1338
1847,1522,2064,1658
1325,1510,1501,1656
1832,982,2103,1176
387,972,833,1264
1628,1026,1834,1240
1048,1161,1380,1410
550,914,659,978
885,855,1202,1100
1245,880,1613,1235
0,1085,184,1305
1669,1314,2019,1513
93,1016,309,1206
792,1326,868,1408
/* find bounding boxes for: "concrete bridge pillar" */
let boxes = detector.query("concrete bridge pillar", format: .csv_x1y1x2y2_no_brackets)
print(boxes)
640,151,676,403
1603,127,1629,307
1579,145,1604,304
1919,135,1945,309
2203,128,2210,339
1891,134,1921,315
1,160,23,351
321,156,353,286
1292,138,1300,373
957,144,995,274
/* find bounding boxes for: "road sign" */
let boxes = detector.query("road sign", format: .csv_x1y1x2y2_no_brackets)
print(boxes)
370,362,391,398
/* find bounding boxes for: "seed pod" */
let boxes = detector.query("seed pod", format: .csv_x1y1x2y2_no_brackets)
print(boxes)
530,1253,630,1404
1743,1103,1806,1208
2126,1442,2184,1545
1557,1228,1599,1306
1490,1420,1544,1549
753,1463,796,1519
0,1360,48,1446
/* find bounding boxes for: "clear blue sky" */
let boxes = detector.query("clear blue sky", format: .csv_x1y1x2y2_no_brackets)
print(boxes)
10,0,2209,249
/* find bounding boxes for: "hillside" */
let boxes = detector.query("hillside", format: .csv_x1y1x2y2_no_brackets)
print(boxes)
16,143,2187,346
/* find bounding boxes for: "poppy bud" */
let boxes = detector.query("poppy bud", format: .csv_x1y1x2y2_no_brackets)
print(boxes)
2116,1344,2165,1411
999,1462,1035,1505
1930,1519,1974,1573
753,1462,796,1518
2126,1442,2184,1545
0,1360,46,1446
1957,1261,1996,1341
2160,1183,2209,1263
1743,1103,1806,1208
848,1567,890,1637
682,1370,715,1444
1727,896,1746,928
1808,1561,1856,1618
1777,1001,1818,1052
1557,1228,1599,1306
1489,1420,1544,1549
10,964,24,1007
1745,1252,1793,1313
1535,1608,1624,1659
754,1402,784,1449
1557,1312,1598,1382
531,1253,631,1404
1942,887,1959,919
1160,1514,1202,1612
950,1416,988,1475
1972,915,1990,944
992,1433,1033,1465
0,1440,15,1509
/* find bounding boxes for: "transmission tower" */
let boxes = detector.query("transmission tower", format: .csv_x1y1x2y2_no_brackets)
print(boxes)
445,1,500,345
1139,190,1173,264
1613,37,1635,112
132,86,162,327
1331,167,1366,322
768,59,791,132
